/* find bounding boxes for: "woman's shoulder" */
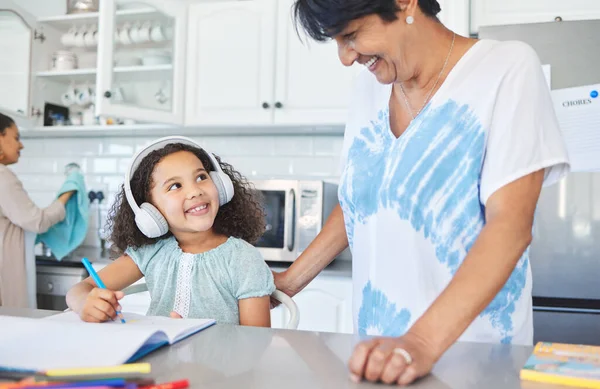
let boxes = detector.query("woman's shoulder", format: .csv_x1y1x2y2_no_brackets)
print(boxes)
476,39,542,70
0,164,18,181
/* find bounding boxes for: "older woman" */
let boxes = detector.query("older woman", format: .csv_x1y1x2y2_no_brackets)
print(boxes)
0,113,73,307
274,0,570,385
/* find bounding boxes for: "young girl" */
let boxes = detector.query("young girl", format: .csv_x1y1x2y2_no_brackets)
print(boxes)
66,136,274,327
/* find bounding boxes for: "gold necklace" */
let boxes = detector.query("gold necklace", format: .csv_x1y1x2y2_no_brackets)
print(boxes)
399,32,456,119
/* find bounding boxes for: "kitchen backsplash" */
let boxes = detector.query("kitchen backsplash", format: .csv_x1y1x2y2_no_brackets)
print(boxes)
12,134,344,247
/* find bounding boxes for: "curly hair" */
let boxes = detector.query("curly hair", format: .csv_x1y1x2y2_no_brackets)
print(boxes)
106,143,266,255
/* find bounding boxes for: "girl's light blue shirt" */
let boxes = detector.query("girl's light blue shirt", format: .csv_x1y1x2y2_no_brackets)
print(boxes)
126,236,275,324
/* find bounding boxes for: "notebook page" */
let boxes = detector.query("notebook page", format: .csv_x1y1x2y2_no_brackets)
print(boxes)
45,311,215,344
0,316,164,370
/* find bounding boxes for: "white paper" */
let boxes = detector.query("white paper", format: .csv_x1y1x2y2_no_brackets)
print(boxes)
46,311,215,343
551,84,600,172
542,64,551,89
0,313,214,370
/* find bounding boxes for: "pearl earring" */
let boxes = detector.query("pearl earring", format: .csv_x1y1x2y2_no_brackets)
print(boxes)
406,15,414,25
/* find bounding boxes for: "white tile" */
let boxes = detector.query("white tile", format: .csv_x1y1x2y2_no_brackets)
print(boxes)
84,175,108,193
42,138,103,156
22,158,57,174
117,158,131,174
313,136,344,156
19,174,63,192
292,157,339,177
102,175,125,192
225,156,294,178
20,139,45,157
133,137,161,153
54,157,88,174
103,138,135,156
91,158,118,174
208,136,275,157
273,137,313,156
187,137,210,148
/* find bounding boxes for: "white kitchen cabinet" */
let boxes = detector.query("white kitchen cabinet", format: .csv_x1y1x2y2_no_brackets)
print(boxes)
0,0,188,131
280,275,354,334
0,0,37,125
272,0,359,125
184,0,276,126
96,0,188,125
185,0,359,127
471,0,600,34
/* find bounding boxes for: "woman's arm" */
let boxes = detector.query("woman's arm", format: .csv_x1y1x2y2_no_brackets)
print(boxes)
66,255,143,320
0,169,68,233
275,204,348,297
348,169,545,385
239,296,272,327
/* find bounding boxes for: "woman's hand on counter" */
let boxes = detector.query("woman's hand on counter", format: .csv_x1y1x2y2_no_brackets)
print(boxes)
348,330,438,386
57,190,76,205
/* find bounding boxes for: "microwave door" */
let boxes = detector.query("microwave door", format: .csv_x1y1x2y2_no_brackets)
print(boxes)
255,186,297,262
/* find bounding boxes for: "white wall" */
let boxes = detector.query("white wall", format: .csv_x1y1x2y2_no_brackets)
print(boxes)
10,133,344,245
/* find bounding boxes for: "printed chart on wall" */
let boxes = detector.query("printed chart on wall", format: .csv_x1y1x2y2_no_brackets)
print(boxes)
551,84,600,172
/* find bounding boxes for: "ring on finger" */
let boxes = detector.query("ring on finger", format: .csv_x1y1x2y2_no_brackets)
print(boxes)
393,348,413,365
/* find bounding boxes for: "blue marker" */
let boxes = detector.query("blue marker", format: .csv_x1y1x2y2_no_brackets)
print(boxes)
81,257,126,323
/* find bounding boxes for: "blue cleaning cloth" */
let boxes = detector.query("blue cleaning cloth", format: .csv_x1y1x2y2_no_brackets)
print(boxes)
36,171,90,260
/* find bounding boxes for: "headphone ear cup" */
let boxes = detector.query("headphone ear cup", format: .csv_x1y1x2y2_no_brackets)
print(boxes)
210,171,234,206
136,203,169,238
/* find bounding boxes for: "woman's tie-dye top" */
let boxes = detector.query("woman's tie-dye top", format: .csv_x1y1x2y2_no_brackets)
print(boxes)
339,40,570,345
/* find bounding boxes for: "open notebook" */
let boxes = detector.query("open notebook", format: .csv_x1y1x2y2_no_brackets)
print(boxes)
0,312,215,371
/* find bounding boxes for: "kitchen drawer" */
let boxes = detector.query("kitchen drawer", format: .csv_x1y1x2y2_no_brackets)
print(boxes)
36,270,86,296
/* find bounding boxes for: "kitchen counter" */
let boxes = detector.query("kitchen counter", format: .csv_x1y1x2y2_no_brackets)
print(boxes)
1,307,554,389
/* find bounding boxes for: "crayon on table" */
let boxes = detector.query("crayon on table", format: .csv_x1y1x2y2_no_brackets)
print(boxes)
139,379,189,389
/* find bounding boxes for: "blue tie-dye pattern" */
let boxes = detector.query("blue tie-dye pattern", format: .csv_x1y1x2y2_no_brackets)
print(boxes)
358,281,411,336
340,100,529,341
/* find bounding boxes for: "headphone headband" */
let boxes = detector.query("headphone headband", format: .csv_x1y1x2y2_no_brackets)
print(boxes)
124,136,223,213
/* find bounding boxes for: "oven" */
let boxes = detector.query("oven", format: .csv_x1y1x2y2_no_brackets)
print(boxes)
252,180,347,262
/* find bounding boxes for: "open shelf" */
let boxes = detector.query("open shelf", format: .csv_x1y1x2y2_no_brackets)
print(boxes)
35,64,172,83
38,8,163,30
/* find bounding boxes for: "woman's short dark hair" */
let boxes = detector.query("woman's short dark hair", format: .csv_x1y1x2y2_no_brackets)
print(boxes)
0,113,14,135
294,0,441,41
107,143,266,254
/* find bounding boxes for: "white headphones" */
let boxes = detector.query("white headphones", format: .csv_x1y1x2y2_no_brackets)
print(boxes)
124,136,234,238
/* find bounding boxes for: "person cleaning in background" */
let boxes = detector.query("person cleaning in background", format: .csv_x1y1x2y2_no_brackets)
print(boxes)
36,161,90,261
0,113,87,308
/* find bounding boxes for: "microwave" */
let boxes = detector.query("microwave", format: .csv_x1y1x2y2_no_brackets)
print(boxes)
252,180,346,262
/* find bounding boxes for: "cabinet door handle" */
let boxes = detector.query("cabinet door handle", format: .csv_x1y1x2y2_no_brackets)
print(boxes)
104,91,112,99
274,102,283,109
262,102,270,109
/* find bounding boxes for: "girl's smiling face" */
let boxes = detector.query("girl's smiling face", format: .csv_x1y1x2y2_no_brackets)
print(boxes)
149,150,220,235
